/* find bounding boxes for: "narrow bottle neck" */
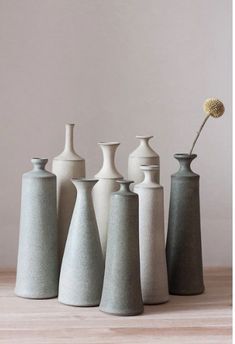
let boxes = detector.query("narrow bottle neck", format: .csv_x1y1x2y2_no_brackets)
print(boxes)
174,154,197,174
96,143,122,178
64,124,75,153
118,181,132,192
143,170,159,184
32,158,48,171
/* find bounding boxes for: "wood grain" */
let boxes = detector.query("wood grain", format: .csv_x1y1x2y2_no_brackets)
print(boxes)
0,268,232,344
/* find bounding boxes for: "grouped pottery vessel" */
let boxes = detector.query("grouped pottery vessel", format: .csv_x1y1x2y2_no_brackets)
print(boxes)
52,124,85,263
128,136,160,188
15,158,59,299
134,165,169,304
166,154,204,295
99,180,143,316
58,179,104,307
92,142,122,257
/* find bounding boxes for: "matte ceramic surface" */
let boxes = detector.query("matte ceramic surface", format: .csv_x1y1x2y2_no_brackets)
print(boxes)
134,165,169,304
15,158,59,299
58,179,104,307
128,136,160,188
99,180,143,316
92,142,122,257
166,154,204,295
52,124,85,263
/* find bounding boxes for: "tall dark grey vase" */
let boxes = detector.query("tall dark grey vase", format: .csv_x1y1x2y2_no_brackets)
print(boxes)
166,154,204,295
99,180,143,316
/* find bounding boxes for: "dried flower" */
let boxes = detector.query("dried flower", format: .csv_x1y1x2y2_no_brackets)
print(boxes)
203,98,225,118
189,98,225,155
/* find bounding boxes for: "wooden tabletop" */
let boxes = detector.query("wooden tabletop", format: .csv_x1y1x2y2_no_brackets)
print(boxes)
0,268,232,344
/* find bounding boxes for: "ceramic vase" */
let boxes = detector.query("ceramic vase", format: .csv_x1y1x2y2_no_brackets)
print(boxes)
52,123,85,262
58,179,104,306
99,180,143,316
15,158,59,299
92,142,122,257
134,165,169,304
166,154,204,295
128,136,160,189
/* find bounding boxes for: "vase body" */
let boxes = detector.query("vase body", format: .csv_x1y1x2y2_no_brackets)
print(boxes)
166,154,204,295
128,136,160,188
58,179,104,306
52,124,85,263
92,142,122,257
99,180,143,316
15,158,59,299
134,165,169,304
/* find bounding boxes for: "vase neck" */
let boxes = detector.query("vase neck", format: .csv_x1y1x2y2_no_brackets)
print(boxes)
117,180,133,193
136,135,153,148
96,142,122,179
31,158,48,171
64,123,75,154
141,165,159,184
174,154,197,173
72,178,98,192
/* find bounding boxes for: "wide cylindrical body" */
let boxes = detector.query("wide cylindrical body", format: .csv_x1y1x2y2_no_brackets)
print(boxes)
99,180,143,316
52,124,85,262
15,158,59,299
128,136,160,188
58,179,104,306
134,165,169,304
92,142,122,257
166,154,204,295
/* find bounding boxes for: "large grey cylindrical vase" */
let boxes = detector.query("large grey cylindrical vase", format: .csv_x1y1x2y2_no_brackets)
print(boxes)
15,158,59,299
99,180,143,316
58,179,104,306
166,154,204,295
134,165,169,304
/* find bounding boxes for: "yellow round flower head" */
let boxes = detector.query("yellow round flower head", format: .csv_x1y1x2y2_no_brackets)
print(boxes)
203,98,225,118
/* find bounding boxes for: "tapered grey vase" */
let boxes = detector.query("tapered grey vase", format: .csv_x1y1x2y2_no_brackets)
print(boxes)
58,179,104,307
166,154,204,295
15,158,59,299
99,180,143,316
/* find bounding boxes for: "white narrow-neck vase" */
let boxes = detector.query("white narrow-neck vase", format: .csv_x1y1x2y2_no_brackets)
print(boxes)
92,142,123,257
128,136,160,188
52,124,85,263
134,165,169,305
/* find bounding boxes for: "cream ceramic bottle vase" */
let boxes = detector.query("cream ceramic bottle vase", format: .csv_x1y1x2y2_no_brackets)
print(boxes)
15,158,59,299
52,124,85,262
166,154,204,295
99,180,143,316
134,165,169,304
92,142,122,257
128,136,160,188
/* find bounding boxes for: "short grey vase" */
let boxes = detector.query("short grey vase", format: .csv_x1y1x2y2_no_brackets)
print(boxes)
166,154,204,295
99,180,144,316
15,158,59,299
58,179,104,307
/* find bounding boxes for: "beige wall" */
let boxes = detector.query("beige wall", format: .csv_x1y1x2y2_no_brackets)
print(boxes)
0,0,232,269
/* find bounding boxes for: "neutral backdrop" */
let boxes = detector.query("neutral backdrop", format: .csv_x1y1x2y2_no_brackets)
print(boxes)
0,0,232,269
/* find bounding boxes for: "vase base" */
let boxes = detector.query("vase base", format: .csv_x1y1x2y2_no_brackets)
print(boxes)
169,286,205,296
15,291,58,300
99,306,144,317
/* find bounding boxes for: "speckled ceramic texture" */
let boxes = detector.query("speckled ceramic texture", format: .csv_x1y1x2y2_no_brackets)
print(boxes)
128,136,159,189
52,124,85,263
15,158,59,299
166,154,204,295
92,142,122,257
134,165,169,304
99,180,143,316
58,179,104,307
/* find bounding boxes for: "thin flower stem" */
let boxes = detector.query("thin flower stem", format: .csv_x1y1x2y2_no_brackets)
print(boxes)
189,115,210,155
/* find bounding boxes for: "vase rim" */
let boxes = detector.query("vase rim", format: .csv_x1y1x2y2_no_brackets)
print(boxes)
174,153,197,159
136,135,153,139
31,157,48,163
116,179,134,185
140,164,159,170
98,141,120,146
65,123,75,127
71,178,98,183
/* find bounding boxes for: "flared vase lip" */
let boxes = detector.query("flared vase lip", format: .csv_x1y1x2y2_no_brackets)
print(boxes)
116,179,134,185
136,135,153,140
98,141,120,146
65,123,75,127
71,178,98,183
140,164,159,171
174,153,197,159
31,157,48,164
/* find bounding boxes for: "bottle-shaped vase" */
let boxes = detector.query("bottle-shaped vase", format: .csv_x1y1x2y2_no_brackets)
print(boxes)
166,154,204,295
134,165,169,304
58,179,104,306
92,142,122,257
52,124,85,262
15,158,59,299
99,180,143,316
128,136,160,188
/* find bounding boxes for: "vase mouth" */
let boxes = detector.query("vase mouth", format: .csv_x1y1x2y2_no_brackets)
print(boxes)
31,157,48,164
71,178,98,183
136,135,153,140
116,179,134,185
174,153,197,159
65,123,75,127
140,164,159,171
98,141,120,146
